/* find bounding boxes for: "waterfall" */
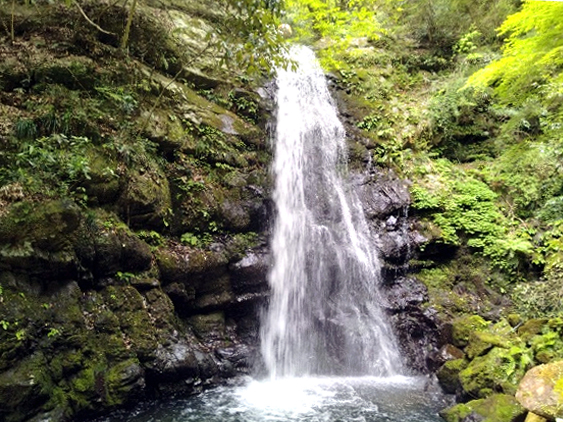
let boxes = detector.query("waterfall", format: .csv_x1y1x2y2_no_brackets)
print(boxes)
260,46,403,379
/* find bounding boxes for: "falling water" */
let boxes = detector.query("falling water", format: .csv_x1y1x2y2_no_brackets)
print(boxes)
261,46,402,378
99,46,447,422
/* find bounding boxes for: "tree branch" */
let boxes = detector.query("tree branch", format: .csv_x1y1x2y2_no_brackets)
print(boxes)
73,0,115,35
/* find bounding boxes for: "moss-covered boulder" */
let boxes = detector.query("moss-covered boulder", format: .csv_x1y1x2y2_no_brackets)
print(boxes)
440,394,526,422
459,346,532,397
465,320,515,359
518,320,550,344
515,360,563,420
118,166,172,230
0,354,49,422
452,315,490,348
437,358,469,394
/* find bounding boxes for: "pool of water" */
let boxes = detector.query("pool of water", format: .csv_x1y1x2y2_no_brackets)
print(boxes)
100,376,448,422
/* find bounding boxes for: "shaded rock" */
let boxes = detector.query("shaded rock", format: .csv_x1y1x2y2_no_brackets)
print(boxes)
229,251,269,294
515,360,563,420
105,359,146,406
118,167,172,229
437,358,468,394
385,276,428,310
189,312,226,342
354,170,410,220
156,248,191,285
150,340,199,383
0,354,48,421
377,229,410,263
215,344,253,369
193,274,234,312
89,225,153,279
163,282,196,309
220,200,251,231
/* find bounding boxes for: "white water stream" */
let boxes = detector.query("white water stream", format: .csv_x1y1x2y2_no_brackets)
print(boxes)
261,45,402,378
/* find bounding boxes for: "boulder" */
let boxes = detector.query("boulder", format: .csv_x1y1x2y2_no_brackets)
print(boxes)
452,315,489,348
459,346,531,397
437,358,468,394
440,394,526,422
229,251,269,294
515,360,563,420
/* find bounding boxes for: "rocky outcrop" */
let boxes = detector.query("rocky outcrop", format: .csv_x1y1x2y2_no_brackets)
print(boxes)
352,168,442,374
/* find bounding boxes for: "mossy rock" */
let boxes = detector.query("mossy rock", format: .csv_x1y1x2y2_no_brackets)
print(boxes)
437,358,469,394
118,166,172,230
193,274,234,311
82,148,121,205
452,315,490,348
0,353,49,422
34,56,98,91
440,394,526,422
81,211,152,278
155,247,192,285
0,200,81,251
188,312,226,341
139,107,190,155
518,319,550,344
103,285,158,361
459,346,532,398
104,359,145,407
465,320,515,359
515,360,563,420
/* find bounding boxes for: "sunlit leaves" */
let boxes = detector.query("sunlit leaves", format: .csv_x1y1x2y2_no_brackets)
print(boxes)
467,0,563,105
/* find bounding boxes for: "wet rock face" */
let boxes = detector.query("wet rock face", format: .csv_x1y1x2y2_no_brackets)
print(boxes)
353,168,442,374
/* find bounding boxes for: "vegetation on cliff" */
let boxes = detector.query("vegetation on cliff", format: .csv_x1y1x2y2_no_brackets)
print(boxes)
0,0,283,420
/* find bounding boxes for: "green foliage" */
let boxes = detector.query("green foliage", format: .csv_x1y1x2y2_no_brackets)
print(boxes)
180,231,213,248
468,1,563,107
400,0,518,51
210,0,289,76
95,86,138,114
0,134,94,200
428,79,498,161
136,230,164,248
481,141,563,219
283,0,385,70
115,272,135,283
410,158,538,278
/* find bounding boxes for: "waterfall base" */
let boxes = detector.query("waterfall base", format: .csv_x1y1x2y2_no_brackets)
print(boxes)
97,376,448,422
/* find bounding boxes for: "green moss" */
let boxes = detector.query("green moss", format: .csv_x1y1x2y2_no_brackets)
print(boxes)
441,394,525,422
437,358,468,394
459,346,532,397
452,315,490,348
466,320,514,359
0,200,81,251
440,402,475,422
518,319,549,343
105,359,143,407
